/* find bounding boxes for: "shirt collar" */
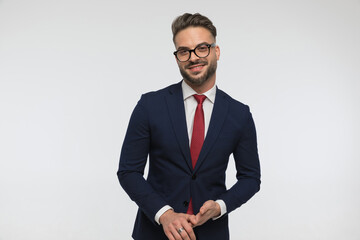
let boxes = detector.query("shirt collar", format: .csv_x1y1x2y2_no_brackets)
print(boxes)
181,80,216,103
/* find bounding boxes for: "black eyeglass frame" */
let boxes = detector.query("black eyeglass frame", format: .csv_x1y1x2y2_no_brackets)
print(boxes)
173,43,216,62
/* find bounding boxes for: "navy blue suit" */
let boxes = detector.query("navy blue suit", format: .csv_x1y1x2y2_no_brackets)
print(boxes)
118,81,260,239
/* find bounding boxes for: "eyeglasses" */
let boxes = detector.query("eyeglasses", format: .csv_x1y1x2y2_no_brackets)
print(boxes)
173,43,216,62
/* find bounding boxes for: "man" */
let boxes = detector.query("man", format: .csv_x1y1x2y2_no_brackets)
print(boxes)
118,13,261,240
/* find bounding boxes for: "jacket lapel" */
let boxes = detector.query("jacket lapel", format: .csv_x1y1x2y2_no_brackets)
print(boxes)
165,82,193,171
194,88,229,172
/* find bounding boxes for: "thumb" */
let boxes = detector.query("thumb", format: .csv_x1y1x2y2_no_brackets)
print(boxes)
200,201,211,214
188,214,197,226
200,207,209,215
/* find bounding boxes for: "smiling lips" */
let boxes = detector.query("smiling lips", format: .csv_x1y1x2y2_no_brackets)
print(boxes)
187,63,206,72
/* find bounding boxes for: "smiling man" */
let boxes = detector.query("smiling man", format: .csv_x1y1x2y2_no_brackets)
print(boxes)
118,13,261,240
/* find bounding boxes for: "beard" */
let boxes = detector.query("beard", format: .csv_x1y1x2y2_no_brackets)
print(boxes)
179,59,217,86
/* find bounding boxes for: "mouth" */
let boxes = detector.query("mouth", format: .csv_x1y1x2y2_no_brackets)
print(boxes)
186,62,207,72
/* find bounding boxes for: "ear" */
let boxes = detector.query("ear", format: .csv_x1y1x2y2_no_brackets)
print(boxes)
215,45,220,61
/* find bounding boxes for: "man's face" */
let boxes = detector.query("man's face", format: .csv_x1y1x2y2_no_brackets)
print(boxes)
174,27,220,87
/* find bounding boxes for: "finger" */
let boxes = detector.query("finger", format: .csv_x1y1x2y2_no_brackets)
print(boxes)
179,228,190,240
200,204,210,215
164,228,176,240
183,213,192,221
201,200,215,214
180,218,195,236
176,224,191,240
193,210,211,227
188,214,197,226
169,224,182,240
183,224,196,240
195,213,205,226
183,213,196,227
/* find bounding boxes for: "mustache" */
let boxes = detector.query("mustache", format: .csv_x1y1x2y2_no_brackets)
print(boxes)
185,60,208,69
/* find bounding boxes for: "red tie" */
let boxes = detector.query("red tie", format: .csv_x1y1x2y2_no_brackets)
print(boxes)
187,94,207,214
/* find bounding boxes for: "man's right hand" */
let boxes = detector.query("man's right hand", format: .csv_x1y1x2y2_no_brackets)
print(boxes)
159,209,196,240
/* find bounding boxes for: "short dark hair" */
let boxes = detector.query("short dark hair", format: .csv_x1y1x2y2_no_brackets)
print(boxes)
171,13,217,43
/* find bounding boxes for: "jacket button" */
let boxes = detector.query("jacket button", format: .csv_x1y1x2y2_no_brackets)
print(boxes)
192,174,197,180
183,201,189,207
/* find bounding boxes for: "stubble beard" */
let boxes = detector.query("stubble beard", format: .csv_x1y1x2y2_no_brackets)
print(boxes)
179,59,217,86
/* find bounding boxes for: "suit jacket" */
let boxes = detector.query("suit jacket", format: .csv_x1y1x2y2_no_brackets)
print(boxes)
117,81,261,240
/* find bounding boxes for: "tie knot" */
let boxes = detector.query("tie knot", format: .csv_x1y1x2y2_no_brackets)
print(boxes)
193,94,207,105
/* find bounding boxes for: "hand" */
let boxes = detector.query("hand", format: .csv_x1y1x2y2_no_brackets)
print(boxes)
159,209,196,240
189,200,221,227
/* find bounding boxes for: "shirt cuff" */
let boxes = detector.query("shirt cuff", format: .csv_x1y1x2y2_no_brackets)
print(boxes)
212,199,227,220
155,205,173,225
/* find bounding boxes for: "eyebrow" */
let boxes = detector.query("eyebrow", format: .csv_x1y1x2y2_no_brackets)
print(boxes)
177,42,210,51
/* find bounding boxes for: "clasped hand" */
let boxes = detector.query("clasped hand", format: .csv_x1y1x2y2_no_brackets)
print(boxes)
160,200,221,240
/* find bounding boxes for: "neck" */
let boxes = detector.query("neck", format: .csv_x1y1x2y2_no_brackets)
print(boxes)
184,74,216,94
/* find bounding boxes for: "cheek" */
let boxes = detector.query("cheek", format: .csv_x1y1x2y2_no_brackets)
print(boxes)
213,52,219,61
208,55,217,64
178,63,187,69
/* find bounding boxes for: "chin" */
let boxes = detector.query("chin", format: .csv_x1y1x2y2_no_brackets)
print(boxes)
187,76,210,86
180,66,214,87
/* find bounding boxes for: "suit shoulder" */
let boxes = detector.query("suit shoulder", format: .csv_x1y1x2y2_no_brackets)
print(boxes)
137,82,180,107
217,88,250,112
141,82,179,98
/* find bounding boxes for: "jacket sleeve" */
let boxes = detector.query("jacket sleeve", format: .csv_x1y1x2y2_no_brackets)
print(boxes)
117,94,168,224
220,106,261,214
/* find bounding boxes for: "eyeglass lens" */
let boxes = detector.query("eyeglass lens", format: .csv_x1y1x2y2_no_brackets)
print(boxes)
176,45,211,62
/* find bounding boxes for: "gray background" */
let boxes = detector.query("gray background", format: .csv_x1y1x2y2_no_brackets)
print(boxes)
1,0,359,239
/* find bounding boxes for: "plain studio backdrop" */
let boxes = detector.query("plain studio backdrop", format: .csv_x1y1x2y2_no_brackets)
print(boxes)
1,0,359,239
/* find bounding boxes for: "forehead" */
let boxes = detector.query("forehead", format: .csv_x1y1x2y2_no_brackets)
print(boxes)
174,26,214,48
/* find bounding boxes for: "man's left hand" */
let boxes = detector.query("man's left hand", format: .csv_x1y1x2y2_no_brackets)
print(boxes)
189,200,221,227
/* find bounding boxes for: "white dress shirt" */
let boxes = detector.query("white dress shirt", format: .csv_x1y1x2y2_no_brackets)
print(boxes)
154,80,227,224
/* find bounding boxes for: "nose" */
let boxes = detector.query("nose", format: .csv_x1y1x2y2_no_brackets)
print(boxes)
189,50,200,62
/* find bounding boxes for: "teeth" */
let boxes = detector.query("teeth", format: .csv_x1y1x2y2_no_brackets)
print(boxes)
190,65,203,69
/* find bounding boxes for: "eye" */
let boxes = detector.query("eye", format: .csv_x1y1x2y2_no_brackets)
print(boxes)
197,45,208,52
177,50,188,56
